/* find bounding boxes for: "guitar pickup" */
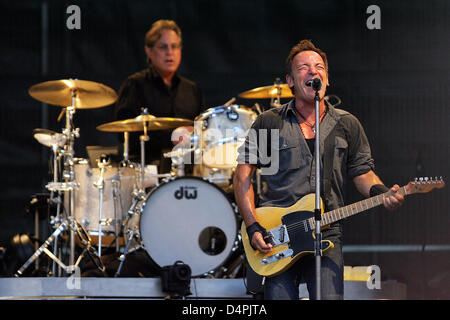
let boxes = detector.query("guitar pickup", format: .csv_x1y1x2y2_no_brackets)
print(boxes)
267,224,290,247
261,249,293,265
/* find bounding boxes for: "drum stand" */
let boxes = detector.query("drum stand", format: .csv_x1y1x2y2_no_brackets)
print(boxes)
15,217,105,277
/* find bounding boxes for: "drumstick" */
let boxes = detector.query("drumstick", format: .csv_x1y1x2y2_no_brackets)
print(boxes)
223,97,236,106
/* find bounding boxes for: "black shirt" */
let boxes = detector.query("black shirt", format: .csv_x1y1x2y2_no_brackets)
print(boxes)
114,66,205,165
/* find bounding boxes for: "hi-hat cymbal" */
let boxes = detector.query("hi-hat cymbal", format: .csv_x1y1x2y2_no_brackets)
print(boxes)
33,128,66,148
239,83,294,99
29,79,118,109
97,115,194,132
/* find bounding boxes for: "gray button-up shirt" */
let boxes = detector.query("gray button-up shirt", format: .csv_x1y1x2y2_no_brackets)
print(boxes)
237,100,374,211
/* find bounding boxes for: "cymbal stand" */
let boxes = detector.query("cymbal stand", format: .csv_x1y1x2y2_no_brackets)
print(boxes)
115,229,140,277
15,218,105,277
116,109,150,276
44,103,80,274
270,78,283,108
49,143,64,276
61,90,80,265
93,155,110,258
120,131,130,167
139,110,150,192
127,109,149,210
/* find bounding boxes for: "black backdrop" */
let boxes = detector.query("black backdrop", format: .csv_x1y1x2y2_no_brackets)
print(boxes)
0,0,449,299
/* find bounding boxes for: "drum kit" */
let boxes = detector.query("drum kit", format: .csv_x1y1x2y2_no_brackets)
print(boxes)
14,77,298,278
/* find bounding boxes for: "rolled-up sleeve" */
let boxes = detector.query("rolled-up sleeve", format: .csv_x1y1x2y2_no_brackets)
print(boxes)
345,115,375,178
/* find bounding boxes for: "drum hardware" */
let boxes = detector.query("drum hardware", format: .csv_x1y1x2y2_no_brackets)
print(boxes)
238,78,294,108
20,79,118,277
33,128,67,149
239,79,341,110
122,176,239,277
28,79,118,109
93,154,111,258
96,114,194,133
163,146,196,177
252,102,263,115
15,218,105,277
223,97,236,106
193,105,257,190
115,229,140,277
96,110,194,188
123,131,130,162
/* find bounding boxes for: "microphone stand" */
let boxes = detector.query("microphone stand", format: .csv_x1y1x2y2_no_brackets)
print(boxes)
312,79,322,300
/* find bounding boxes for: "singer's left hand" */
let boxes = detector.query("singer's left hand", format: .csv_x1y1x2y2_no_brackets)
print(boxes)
382,184,404,211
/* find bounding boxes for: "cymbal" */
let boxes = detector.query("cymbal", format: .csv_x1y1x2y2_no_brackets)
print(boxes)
29,79,118,109
238,83,294,99
33,128,66,148
96,115,194,132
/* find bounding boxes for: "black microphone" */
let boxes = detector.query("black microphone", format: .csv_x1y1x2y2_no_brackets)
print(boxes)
312,78,322,91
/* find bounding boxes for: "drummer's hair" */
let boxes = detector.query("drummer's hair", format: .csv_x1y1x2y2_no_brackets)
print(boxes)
285,39,328,77
145,19,182,48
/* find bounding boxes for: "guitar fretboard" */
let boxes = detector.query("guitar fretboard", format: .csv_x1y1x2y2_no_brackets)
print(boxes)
307,186,408,230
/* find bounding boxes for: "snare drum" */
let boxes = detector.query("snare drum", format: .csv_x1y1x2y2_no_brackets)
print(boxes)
71,159,136,244
124,176,238,276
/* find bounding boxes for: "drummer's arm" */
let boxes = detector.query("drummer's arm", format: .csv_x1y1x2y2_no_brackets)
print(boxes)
172,126,194,146
233,164,272,253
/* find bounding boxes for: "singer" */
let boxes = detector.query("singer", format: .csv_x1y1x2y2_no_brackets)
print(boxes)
234,39,404,300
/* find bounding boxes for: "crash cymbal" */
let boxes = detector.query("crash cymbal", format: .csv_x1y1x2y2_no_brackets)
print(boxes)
238,83,294,99
33,128,66,148
29,79,118,109
97,115,194,132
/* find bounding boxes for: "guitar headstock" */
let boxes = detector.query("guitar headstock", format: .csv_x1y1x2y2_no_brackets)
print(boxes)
406,177,445,195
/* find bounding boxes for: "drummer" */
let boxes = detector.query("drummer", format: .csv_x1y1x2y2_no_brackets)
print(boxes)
115,19,205,173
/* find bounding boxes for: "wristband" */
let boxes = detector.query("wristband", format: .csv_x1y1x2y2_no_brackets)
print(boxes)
246,222,268,250
370,184,389,197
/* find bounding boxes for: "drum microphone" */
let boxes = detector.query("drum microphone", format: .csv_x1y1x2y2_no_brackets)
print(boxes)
306,78,322,91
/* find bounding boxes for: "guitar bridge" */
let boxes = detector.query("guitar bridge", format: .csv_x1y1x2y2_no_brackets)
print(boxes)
267,224,290,246
261,249,293,265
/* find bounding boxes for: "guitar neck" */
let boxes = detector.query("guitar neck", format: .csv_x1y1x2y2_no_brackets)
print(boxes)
307,185,409,230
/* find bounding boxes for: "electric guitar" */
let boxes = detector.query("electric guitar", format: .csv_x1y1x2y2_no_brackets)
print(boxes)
241,177,445,277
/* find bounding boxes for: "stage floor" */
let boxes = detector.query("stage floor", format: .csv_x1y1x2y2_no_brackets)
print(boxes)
0,277,406,300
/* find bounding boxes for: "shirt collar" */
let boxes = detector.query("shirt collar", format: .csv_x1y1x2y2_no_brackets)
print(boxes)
286,98,337,119
147,64,181,89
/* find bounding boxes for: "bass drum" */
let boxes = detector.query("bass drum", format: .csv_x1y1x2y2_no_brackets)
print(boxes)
125,176,238,277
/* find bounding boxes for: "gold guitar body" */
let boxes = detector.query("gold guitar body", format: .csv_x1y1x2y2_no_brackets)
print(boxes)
241,194,334,277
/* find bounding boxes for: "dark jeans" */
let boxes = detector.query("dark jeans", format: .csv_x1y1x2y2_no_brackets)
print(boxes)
264,225,344,300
